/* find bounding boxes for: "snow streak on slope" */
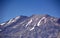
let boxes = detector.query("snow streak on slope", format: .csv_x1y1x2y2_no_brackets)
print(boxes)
7,16,20,24
0,23,5,26
30,24,36,31
26,19,33,27
37,17,47,26
30,26,34,31
7,19,13,24
15,16,20,20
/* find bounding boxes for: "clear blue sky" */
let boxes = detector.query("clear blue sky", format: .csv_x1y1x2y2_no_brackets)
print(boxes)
0,0,60,23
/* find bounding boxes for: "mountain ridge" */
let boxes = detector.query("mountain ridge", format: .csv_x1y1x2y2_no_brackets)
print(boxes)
0,14,60,38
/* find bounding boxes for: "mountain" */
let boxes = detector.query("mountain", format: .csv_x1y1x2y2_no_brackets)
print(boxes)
0,14,60,38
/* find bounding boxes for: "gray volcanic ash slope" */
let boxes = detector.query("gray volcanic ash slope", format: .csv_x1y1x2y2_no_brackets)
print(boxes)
0,15,60,38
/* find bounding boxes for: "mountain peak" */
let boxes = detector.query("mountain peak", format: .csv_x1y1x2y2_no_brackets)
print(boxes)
0,14,60,38
31,14,51,17
43,14,50,17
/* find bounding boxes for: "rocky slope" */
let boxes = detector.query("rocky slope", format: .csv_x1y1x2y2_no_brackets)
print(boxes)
0,14,60,38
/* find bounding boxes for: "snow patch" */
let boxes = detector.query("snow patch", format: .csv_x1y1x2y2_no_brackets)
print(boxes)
30,27,34,31
12,16,20,22
15,16,20,20
30,24,36,31
0,23,5,25
26,19,32,27
7,19,13,24
37,17,47,26
12,20,15,22
7,16,20,24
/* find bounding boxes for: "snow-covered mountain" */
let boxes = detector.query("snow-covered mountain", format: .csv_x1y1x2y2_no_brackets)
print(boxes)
0,14,60,38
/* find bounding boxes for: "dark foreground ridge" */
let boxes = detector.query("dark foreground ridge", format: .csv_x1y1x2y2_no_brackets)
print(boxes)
0,14,60,38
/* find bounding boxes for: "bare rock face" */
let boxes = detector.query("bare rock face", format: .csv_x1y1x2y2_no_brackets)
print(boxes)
57,18,60,24
0,15,60,38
